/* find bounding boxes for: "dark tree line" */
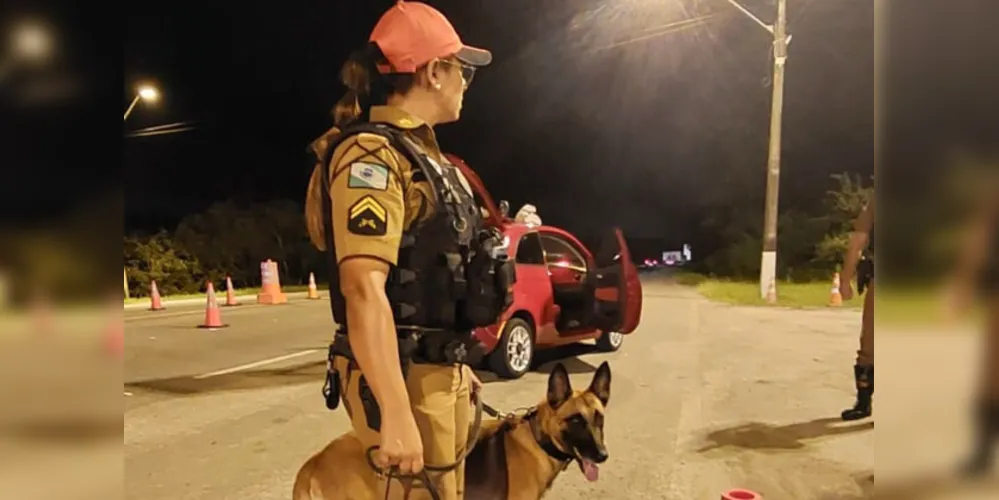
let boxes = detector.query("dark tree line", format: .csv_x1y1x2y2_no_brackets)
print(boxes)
124,200,324,297
691,172,873,281
122,172,876,298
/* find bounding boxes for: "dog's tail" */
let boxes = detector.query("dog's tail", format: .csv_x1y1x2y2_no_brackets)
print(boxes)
291,456,316,500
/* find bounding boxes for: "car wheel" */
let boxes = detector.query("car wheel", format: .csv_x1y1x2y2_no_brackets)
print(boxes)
595,331,624,352
488,318,534,379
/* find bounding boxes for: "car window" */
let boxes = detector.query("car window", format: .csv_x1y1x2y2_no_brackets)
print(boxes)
540,234,588,273
516,232,546,265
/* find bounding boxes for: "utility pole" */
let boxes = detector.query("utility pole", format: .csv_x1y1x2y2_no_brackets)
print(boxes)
123,84,160,301
758,0,789,299
874,0,883,183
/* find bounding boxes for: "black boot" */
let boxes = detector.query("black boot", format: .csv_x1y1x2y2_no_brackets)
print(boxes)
961,400,998,477
841,365,873,421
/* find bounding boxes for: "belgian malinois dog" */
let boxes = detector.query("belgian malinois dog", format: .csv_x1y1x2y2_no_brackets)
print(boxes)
292,361,612,500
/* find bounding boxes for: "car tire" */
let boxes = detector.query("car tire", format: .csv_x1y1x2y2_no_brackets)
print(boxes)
595,331,624,352
488,318,534,379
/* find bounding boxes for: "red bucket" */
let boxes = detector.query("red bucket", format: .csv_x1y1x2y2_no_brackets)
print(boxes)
722,490,761,500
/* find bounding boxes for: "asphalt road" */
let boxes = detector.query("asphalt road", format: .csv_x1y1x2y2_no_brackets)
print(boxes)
124,278,877,499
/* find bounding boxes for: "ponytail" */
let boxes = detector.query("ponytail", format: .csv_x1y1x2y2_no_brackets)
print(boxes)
336,42,419,125
307,43,420,250
331,91,360,129
338,42,385,125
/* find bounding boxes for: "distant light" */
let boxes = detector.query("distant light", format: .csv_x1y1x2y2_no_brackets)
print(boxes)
11,22,52,61
138,86,160,102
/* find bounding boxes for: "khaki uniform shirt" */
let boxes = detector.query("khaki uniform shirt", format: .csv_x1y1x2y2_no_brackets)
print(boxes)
327,106,451,266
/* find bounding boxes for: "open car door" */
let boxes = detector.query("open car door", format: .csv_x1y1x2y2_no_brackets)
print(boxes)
588,228,643,334
445,153,506,229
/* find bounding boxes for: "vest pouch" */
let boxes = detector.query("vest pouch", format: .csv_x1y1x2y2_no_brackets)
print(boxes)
461,228,514,327
323,368,341,411
857,257,874,294
463,248,498,327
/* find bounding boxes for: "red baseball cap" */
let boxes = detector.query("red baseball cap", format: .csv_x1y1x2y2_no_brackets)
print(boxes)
369,1,492,74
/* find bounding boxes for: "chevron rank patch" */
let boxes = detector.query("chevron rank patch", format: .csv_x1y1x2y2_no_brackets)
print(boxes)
347,195,388,236
347,162,389,191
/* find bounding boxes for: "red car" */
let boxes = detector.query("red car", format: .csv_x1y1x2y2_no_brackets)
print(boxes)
448,155,644,379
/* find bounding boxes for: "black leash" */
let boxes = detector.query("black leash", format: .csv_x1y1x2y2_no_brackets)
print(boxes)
481,402,505,419
365,391,489,500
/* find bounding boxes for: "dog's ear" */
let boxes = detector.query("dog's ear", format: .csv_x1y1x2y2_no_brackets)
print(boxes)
588,361,611,407
547,363,573,409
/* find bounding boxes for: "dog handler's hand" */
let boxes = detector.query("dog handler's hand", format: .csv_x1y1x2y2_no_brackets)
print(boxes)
468,368,483,396
377,411,424,474
839,279,854,301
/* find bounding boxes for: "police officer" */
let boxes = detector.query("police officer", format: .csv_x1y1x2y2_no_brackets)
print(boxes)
304,2,510,499
839,197,875,421
949,183,999,476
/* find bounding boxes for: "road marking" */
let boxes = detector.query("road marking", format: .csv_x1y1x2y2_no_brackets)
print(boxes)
125,310,207,322
193,349,320,380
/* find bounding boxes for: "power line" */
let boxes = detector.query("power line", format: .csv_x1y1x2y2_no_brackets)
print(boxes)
589,13,720,52
124,126,197,138
128,121,195,133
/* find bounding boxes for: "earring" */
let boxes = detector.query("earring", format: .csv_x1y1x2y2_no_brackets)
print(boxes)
434,83,442,90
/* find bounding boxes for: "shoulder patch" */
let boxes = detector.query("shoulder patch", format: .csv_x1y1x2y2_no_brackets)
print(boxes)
347,195,388,236
348,162,390,190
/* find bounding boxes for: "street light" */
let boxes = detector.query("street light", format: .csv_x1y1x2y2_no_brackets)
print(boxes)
0,21,53,83
122,82,160,298
11,22,52,62
586,1,791,299
124,84,160,121
138,86,159,102
721,0,792,300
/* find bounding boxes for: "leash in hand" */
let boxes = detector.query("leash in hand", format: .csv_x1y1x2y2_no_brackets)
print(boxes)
365,389,486,500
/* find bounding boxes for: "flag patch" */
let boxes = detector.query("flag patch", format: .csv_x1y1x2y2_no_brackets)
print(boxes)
347,162,389,191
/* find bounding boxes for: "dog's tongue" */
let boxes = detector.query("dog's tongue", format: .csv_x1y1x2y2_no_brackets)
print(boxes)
581,460,599,482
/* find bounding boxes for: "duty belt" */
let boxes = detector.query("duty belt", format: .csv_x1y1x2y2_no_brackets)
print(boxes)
329,328,485,367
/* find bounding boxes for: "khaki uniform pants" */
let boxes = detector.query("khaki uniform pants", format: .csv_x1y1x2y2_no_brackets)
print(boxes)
980,295,999,400
333,357,472,500
856,282,875,366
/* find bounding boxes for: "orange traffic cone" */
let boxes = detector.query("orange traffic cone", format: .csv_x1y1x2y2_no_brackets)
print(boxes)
765,278,778,305
829,272,843,307
149,280,165,311
105,302,123,358
307,272,320,300
722,489,762,500
198,282,228,330
224,275,240,306
256,259,288,305
32,289,52,334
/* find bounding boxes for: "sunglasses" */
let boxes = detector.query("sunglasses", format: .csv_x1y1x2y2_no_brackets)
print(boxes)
437,59,477,89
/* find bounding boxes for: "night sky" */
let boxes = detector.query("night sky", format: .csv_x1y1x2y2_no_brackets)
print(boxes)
123,0,877,252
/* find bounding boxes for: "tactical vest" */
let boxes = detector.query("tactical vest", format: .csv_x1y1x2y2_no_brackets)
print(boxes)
319,122,514,337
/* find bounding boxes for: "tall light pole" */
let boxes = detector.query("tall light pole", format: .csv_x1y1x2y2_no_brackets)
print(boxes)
874,0,882,185
123,83,160,299
124,85,159,121
722,0,791,299
759,0,789,299
0,21,53,84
